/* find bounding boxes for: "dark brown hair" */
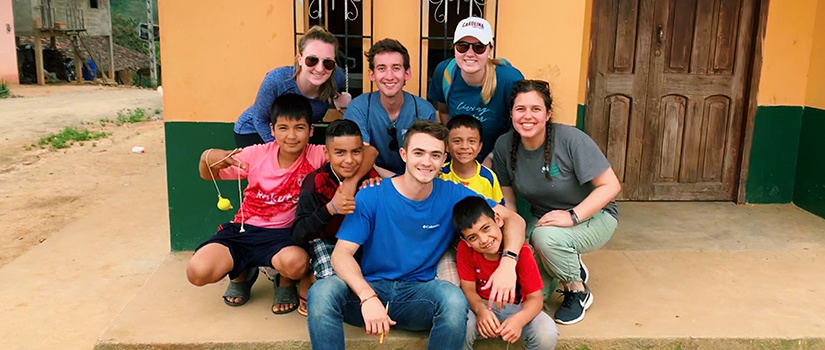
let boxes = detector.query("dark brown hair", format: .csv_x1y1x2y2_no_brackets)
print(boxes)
508,79,555,181
365,38,411,70
402,121,449,149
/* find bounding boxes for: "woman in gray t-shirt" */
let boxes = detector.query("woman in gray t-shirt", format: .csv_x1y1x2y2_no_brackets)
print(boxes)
491,80,621,325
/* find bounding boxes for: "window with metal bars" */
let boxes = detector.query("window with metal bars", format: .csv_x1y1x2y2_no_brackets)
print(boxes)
419,0,497,95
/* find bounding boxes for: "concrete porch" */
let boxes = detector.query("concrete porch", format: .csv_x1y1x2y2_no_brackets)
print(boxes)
1,165,824,349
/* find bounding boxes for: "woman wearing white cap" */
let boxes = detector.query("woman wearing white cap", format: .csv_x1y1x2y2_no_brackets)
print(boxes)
428,16,524,162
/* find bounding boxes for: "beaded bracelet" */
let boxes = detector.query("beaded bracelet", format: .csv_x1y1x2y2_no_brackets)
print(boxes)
360,293,378,306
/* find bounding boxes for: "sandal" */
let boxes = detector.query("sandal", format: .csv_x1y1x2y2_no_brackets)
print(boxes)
297,293,308,317
223,268,259,307
272,274,299,315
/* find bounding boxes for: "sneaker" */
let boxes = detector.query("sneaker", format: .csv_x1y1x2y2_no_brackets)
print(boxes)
579,255,589,283
554,283,593,325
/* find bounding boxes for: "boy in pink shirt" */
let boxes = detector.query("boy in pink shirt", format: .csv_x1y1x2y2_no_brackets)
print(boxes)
186,93,375,315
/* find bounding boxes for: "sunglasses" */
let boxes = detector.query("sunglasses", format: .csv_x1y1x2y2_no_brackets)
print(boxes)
387,124,399,152
304,56,336,71
454,41,488,55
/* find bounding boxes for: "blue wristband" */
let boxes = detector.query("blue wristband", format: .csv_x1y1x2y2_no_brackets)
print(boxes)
330,203,338,214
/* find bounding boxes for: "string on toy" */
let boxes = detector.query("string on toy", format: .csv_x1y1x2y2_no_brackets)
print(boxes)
237,167,245,232
205,148,246,232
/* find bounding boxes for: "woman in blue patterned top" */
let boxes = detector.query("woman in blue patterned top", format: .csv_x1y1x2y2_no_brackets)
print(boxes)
234,26,351,147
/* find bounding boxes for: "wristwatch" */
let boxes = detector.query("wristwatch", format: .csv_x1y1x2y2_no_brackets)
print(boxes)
501,250,519,262
567,208,579,225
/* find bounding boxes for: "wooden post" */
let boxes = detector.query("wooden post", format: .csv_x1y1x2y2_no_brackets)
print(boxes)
74,37,83,84
108,35,115,82
34,29,45,85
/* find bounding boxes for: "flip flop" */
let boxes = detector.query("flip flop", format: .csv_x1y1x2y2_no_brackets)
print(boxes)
223,268,259,307
297,293,308,317
272,274,299,315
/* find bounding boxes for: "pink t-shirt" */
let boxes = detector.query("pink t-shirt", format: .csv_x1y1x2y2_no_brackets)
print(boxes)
219,143,326,229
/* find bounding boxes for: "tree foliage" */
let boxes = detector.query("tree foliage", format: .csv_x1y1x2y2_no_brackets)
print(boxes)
111,13,149,54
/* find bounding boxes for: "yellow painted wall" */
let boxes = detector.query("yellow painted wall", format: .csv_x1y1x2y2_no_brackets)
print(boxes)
757,0,818,106
159,0,589,124
578,0,593,105
158,0,294,122
805,0,825,109
496,1,587,125
373,0,422,95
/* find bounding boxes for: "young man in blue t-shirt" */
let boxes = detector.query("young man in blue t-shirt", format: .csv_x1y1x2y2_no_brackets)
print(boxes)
306,121,526,350
345,39,437,177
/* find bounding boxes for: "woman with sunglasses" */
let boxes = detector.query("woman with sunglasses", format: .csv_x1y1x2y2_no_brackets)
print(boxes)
491,80,621,326
233,26,351,147
428,17,524,163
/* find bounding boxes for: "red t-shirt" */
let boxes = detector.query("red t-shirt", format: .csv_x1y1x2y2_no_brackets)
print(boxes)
219,142,326,229
457,243,543,303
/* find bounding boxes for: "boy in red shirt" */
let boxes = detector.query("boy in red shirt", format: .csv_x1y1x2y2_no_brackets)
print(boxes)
452,196,558,349
186,94,374,315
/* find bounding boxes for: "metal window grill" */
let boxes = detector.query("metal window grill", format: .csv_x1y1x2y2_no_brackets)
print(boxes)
293,0,374,98
418,0,498,95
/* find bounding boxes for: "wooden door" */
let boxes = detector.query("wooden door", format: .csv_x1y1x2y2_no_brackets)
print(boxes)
586,0,758,200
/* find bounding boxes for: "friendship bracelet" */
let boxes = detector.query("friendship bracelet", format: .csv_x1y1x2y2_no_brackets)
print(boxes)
330,203,339,214
360,294,378,306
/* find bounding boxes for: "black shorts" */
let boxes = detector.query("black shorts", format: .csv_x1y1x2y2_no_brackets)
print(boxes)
196,223,296,280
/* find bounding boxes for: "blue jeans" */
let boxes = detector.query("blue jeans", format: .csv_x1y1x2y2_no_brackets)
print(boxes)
465,304,558,350
307,275,468,350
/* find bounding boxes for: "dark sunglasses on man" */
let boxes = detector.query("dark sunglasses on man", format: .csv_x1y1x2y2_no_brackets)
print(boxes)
387,123,399,152
454,41,488,55
304,55,336,71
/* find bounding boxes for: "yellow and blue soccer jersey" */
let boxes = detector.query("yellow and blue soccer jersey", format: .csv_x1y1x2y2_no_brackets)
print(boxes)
439,161,505,205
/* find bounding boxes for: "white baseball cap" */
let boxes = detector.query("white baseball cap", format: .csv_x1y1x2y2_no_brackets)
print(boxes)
453,17,493,45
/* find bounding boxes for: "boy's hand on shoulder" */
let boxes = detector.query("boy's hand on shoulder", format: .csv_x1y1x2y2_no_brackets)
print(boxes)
359,176,382,189
496,317,525,344
476,308,501,339
328,187,355,215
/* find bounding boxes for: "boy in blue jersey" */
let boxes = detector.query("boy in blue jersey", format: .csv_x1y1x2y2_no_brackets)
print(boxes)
307,121,526,350
436,114,505,286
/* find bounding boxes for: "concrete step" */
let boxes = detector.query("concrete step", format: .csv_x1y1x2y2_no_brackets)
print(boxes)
95,247,825,350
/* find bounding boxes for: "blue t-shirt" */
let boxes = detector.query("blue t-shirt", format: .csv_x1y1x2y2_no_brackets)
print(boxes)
336,179,496,282
428,60,524,160
234,66,346,143
344,92,437,174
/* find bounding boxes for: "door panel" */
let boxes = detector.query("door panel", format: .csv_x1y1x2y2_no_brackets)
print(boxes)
587,0,653,200
588,0,757,200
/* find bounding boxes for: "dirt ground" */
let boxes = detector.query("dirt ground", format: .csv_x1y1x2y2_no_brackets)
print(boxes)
0,83,164,268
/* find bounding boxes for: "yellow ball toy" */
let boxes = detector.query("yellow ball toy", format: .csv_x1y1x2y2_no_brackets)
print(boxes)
217,196,232,211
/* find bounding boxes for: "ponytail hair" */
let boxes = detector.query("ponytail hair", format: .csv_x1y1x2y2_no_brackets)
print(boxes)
294,26,340,102
481,56,504,105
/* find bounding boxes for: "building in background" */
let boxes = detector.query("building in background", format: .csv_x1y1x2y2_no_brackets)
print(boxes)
12,0,116,84
158,0,825,250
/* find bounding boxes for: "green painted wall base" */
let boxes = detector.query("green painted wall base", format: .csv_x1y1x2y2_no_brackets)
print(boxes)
794,107,825,219
745,106,803,204
166,122,240,251
166,122,330,251
576,104,586,131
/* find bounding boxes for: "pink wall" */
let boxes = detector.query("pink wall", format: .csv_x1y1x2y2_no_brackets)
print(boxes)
1,0,19,84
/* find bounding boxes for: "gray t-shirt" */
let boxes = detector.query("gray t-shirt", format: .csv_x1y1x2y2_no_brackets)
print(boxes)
491,124,618,220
